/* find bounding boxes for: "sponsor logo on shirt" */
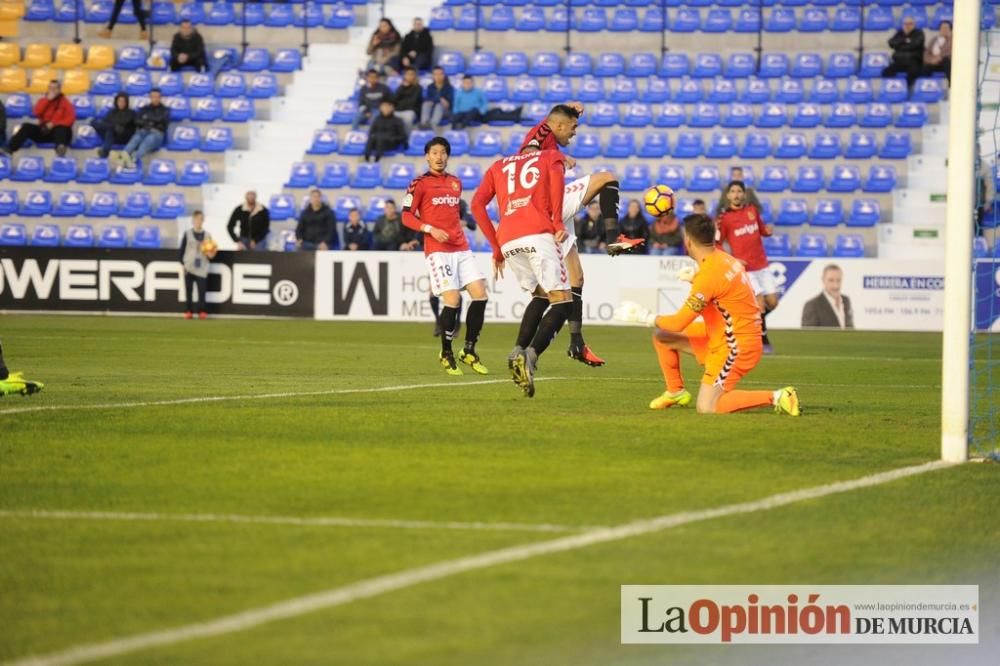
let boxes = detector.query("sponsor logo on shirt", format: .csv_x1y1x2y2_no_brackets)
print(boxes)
731,223,759,238
504,196,532,216
431,195,461,206
503,246,537,258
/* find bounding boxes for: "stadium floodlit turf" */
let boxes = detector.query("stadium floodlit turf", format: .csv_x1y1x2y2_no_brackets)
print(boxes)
1,315,998,665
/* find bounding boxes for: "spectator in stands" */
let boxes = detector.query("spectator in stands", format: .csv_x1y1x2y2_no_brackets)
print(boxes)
801,264,854,329
576,202,605,254
117,88,168,170
715,167,760,215
3,80,75,157
343,209,370,251
367,18,402,74
451,75,487,129
227,190,271,251
923,20,952,84
396,17,434,72
170,20,207,73
296,189,337,251
882,16,925,88
353,69,392,130
91,92,135,159
364,100,407,162
419,67,454,130
373,200,411,250
691,199,707,216
393,67,423,135
100,0,147,40
618,200,649,254
648,211,684,256
179,210,216,320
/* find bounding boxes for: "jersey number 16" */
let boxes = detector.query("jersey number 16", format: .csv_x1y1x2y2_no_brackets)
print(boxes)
501,155,541,194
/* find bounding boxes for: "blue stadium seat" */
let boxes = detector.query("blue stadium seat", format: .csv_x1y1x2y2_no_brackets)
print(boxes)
758,53,789,79
470,131,502,157
619,103,650,127
115,45,146,70
86,191,118,217
792,165,825,193
791,53,823,78
675,79,702,104
167,126,200,151
0,155,9,180
708,79,737,104
456,163,482,190
739,79,770,104
265,3,293,26
152,193,185,219
879,131,912,159
404,132,433,156
142,159,176,185
63,224,95,248
796,233,828,257
833,233,865,258
758,166,790,192
620,164,651,192
657,165,686,191
863,165,896,193
428,6,453,30
467,51,497,76
639,6,664,32
177,2,205,23
164,96,190,121
41,156,76,184
844,79,874,104
896,102,928,128
330,100,357,125
184,73,213,97
97,224,128,248
77,158,109,184
660,53,690,78
825,103,857,128
308,129,339,155
318,162,349,189
689,166,721,192
876,78,908,103
55,1,78,23
588,102,620,126
755,103,787,128
562,52,592,77
4,93,31,119
828,165,861,192
31,224,60,246
812,199,844,226
0,190,18,216
443,130,470,156
808,132,841,159
638,77,668,103
672,8,701,32
766,8,795,32
364,196,390,223
578,8,607,32
205,1,235,25
542,76,573,103
654,103,685,128
351,162,381,189
484,5,514,30
860,52,890,78
798,7,828,32
638,132,669,158
131,225,161,249
221,97,254,122
704,8,732,32
12,156,45,182
571,132,601,158
721,103,753,128
201,127,233,152
831,7,861,31
529,52,561,77
609,78,638,103
544,6,569,31
216,73,246,98
791,102,822,128
148,45,171,70
826,53,857,79
334,194,362,222
706,132,737,159
900,6,928,29
238,48,270,72
118,192,151,218
154,72,183,97
807,79,837,104
740,132,771,159
912,78,944,103
123,70,152,96
287,161,317,188
930,6,954,31
269,194,296,221
90,70,120,96
860,102,893,128
191,97,222,122
727,53,756,78
271,49,302,73
776,199,809,226
106,159,139,185
595,53,625,77
609,8,638,32
511,76,540,103
734,8,760,32
481,75,507,102
847,199,880,227
845,132,878,159
692,54,722,78
672,132,703,158
690,102,720,128
776,79,805,104
497,52,528,76
25,0,55,21
763,233,792,257
248,73,278,99
626,53,657,77
53,191,85,217
865,7,894,31
20,190,52,216
178,160,210,186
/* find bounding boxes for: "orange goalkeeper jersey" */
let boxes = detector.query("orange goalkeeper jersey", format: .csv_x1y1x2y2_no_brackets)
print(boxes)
656,250,763,349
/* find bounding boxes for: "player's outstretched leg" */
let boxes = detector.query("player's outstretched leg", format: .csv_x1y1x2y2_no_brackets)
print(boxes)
0,342,44,398
510,295,549,369
458,280,489,375
649,330,692,409
517,296,572,398
437,292,463,376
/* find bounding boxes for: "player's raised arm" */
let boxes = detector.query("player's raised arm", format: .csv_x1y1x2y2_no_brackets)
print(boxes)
471,170,501,260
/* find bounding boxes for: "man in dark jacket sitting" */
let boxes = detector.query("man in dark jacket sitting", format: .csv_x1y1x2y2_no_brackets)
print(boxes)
396,18,433,71
170,20,207,72
118,88,169,169
91,92,135,159
227,190,271,251
364,100,407,163
882,16,925,87
296,189,337,250
392,67,423,134
343,209,370,251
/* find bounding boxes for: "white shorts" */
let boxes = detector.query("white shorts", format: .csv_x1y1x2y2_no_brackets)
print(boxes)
748,267,779,297
560,175,591,256
426,250,486,296
501,233,570,294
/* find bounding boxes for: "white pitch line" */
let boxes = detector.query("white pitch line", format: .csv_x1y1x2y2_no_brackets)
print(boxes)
0,509,593,534
4,459,959,666
0,377,565,416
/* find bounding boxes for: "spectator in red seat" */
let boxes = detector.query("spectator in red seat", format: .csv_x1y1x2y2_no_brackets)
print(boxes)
3,80,75,157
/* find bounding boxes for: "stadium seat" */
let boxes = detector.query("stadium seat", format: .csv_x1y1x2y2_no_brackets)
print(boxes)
131,225,162,249
912,78,944,103
481,75,507,102
124,70,152,96
28,67,58,94
825,103,858,128
609,8,638,32
0,67,26,93
860,52,890,78
758,166,790,192
808,132,841,159
0,190,18,216
672,8,701,32
812,199,844,226
660,53,690,78
865,7,894,31
618,103,650,127
90,70,121,95
863,166,896,193
455,163,482,190
485,6,515,31
510,76,540,103
562,53,592,77
806,79,837,104
24,1,54,22
639,7,664,32
178,160,210,186
528,52,560,77
798,7,828,32
879,132,912,159
636,77,667,104
734,8,761,32
796,233,828,257
12,156,45,182
827,53,857,79
271,49,302,73
308,130,339,156
167,126,200,151
587,102,619,127
831,7,861,31
776,199,809,226
845,132,878,159
766,7,795,32
791,103,822,128
470,131,502,157
287,161,317,188
21,43,52,68
740,132,771,159
657,165,686,191
318,162,350,189
569,132,600,159
704,8,733,32
726,53,756,78
86,191,118,217
44,157,77,183
705,132,737,159
20,190,52,216
675,79,702,104
689,166,721,192
265,3,293,26
248,73,278,99
514,5,543,31
719,103,751,128
64,224,95,248
776,79,804,104
164,96,190,121
4,93,30,118
190,97,222,122
876,78,908,104
594,53,625,78
350,162,381,189
652,103,683,128
755,103,787,128
71,124,101,150
608,78,637,103
404,130,433,157
330,100,357,125
76,158,109,184
152,72,182,97
860,102,893,128
269,194,296,221
626,53,657,77
896,102,928,128
53,190,85,217
98,225,128,248
791,53,823,78
467,51,497,76
115,45,146,70
763,233,792,257
152,193,185,219
238,48,270,73
692,54,722,79
638,132,669,158
497,52,528,76
758,54,789,78
31,223,60,246
672,131,703,158
833,234,865,257
577,8,606,32
792,166,825,193
334,195,362,221
215,73,246,98
141,159,176,186
428,6,453,30
620,164,651,192
177,2,206,23
708,79,737,104
201,127,233,152
110,160,142,184
542,76,572,103
689,102,720,128
54,43,83,69
829,165,862,193
844,79,874,104
737,79,768,104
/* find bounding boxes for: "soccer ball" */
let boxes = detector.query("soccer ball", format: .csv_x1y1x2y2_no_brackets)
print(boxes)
201,239,218,256
643,184,676,218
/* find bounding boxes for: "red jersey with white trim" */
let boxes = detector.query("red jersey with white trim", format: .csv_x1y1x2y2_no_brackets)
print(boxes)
520,120,560,153
400,170,469,255
471,150,567,257
715,203,770,272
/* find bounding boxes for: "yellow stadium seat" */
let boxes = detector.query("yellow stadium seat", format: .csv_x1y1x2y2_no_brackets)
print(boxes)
0,2,25,19
27,66,57,94
0,43,18,67
82,45,115,70
54,44,84,69
0,66,26,93
21,43,52,69
61,69,89,95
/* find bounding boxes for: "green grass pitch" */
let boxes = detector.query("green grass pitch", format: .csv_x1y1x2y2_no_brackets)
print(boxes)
1,315,998,665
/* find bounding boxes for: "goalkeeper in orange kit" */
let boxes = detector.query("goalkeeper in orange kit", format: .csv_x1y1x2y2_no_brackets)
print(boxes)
615,213,799,415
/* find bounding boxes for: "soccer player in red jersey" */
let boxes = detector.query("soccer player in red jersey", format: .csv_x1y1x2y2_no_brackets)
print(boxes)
519,103,641,368
471,149,571,397
402,137,490,376
716,180,779,353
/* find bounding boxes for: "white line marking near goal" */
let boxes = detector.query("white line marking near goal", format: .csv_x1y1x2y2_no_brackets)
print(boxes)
0,509,593,535
0,378,565,416
4,460,959,666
